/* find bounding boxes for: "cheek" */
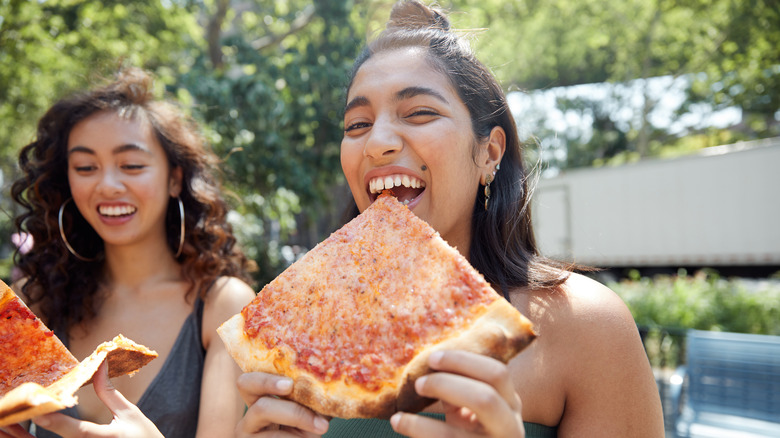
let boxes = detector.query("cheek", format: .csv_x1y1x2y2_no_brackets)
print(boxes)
340,142,364,196
67,173,88,200
67,181,92,217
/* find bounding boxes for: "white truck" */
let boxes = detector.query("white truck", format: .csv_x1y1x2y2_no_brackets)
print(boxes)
531,137,780,271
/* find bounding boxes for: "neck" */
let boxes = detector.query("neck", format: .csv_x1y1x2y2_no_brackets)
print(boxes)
101,239,182,293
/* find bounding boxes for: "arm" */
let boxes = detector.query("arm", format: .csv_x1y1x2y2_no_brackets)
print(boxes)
196,277,257,438
554,275,665,437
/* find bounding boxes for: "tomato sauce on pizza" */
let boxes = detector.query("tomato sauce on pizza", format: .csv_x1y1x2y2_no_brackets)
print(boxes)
219,194,536,418
0,284,78,396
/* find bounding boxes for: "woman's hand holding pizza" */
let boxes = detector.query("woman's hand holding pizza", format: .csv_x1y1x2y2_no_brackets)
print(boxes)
29,363,163,438
390,350,525,438
236,372,330,438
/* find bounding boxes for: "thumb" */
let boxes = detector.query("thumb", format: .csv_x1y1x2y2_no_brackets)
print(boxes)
92,361,133,418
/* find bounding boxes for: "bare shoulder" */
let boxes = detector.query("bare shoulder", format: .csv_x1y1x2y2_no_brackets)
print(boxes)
513,272,637,343
201,277,256,346
527,272,647,373
510,273,664,435
558,272,638,335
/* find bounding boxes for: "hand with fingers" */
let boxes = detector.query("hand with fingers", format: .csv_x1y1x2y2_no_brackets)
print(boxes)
390,350,525,438
236,372,330,438
29,362,163,438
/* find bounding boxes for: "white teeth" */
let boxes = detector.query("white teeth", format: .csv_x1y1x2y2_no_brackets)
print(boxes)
99,205,137,217
368,174,426,194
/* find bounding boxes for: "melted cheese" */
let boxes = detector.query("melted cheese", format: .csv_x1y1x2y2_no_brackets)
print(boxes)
242,195,498,391
0,287,78,396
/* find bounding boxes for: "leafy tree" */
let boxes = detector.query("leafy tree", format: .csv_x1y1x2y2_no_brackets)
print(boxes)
681,0,780,141
444,0,779,170
177,0,366,283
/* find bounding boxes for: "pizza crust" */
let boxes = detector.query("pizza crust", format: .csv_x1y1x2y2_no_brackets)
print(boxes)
217,194,537,419
218,273,536,419
0,335,157,427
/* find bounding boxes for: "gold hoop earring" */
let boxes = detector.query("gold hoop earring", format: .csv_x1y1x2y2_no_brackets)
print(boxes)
174,197,185,258
58,198,97,262
484,174,493,211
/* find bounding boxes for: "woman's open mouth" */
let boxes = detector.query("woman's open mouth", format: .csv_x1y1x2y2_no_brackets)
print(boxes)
368,174,425,205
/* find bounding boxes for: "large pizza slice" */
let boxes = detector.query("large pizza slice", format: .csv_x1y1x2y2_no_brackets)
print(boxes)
218,193,536,419
0,283,79,396
0,282,157,427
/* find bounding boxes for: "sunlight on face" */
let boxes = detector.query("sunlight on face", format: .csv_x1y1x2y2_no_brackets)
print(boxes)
341,47,487,254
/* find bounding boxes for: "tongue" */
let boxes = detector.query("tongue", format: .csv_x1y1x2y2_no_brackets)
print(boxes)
391,186,423,204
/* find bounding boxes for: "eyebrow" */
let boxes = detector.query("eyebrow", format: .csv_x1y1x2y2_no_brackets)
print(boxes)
395,86,448,104
343,96,370,114
344,86,449,114
68,143,153,156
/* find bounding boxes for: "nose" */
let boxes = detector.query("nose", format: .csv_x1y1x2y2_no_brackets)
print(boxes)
96,169,125,196
363,119,402,159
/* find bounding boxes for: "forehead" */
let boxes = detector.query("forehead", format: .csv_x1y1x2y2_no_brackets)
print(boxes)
67,110,160,152
349,47,458,100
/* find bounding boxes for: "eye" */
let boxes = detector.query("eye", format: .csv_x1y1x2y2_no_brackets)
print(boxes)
344,121,372,134
122,164,146,171
409,109,438,116
405,108,440,122
73,165,96,173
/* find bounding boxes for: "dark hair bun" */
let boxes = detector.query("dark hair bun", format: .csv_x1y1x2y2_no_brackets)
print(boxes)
387,0,450,32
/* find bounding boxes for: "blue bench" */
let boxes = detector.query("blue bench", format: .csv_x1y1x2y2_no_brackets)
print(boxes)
670,329,780,438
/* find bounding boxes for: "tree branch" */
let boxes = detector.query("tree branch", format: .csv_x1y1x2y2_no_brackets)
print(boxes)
250,4,316,51
207,0,231,69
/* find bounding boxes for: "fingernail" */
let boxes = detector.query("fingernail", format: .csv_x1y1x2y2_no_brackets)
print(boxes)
429,350,443,365
390,413,401,429
415,376,428,390
314,416,329,433
276,378,293,392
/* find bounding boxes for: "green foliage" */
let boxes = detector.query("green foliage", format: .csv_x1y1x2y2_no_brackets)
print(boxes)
1,0,777,287
176,0,363,285
609,269,780,367
0,0,201,163
445,0,780,171
612,269,780,335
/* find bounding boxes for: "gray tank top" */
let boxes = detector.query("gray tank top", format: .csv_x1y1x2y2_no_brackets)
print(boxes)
35,298,205,438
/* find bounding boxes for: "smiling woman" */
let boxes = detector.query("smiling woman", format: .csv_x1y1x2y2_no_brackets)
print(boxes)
8,68,257,438
235,1,665,438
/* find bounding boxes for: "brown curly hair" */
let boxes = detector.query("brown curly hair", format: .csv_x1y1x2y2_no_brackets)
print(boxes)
11,68,255,332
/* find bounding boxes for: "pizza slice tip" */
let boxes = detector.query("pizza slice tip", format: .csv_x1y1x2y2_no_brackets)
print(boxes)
0,282,158,427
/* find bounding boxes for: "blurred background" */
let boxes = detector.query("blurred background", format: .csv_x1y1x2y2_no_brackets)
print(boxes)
1,1,779,431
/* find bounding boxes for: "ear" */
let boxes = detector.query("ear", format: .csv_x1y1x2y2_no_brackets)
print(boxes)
479,126,506,185
169,166,183,198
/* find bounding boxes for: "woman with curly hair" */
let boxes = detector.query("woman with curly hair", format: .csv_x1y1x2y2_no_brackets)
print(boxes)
8,67,256,438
